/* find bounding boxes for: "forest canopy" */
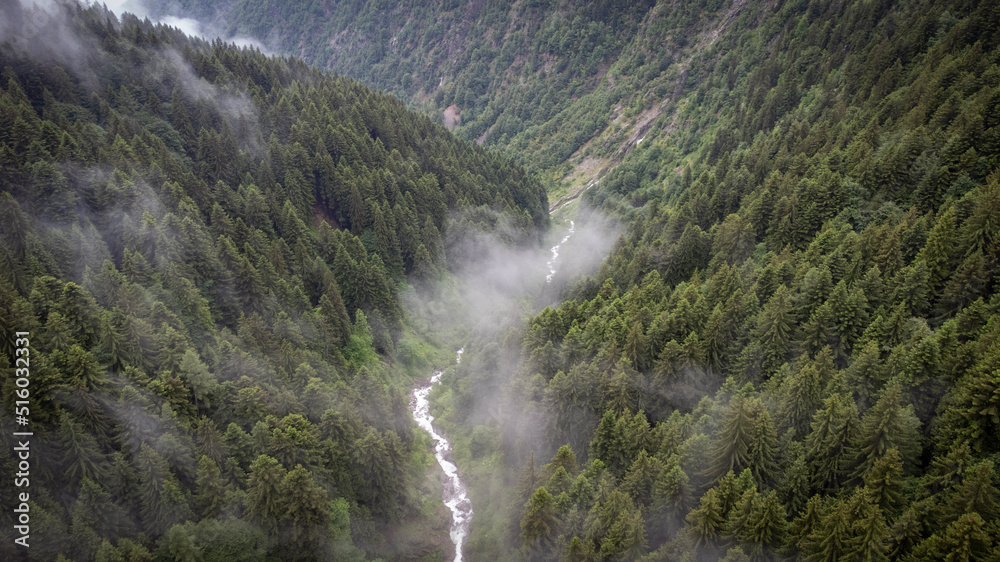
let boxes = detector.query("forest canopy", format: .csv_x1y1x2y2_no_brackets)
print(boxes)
424,0,1000,560
3,0,1000,560
0,0,545,559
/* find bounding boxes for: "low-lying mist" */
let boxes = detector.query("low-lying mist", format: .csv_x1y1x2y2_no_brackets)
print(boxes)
401,203,619,473
97,0,271,53
406,204,619,349
397,204,619,558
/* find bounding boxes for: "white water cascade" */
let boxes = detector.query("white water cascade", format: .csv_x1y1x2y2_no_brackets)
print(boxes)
546,219,576,283
412,214,579,558
410,348,472,561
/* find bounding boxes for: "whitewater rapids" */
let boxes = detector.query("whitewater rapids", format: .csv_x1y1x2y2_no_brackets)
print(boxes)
546,220,576,283
410,349,472,561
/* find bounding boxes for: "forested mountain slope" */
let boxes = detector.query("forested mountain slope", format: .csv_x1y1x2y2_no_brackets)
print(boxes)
147,0,673,173
4,0,1000,560
0,0,545,559
424,0,1000,559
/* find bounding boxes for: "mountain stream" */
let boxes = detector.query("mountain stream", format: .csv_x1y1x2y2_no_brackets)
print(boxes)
410,349,472,561
411,218,577,559
546,219,576,283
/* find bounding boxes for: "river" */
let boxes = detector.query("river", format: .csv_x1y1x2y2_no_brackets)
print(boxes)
411,217,577,560
410,349,472,561
546,219,575,283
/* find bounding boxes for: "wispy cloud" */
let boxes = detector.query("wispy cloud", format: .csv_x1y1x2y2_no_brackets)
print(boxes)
92,0,274,54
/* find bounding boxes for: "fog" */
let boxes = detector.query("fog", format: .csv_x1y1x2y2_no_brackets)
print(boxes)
1,3,625,554
400,203,619,476
407,205,618,346
95,0,273,54
1,0,107,89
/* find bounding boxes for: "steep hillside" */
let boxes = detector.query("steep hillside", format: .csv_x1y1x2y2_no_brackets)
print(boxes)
5,0,1000,560
431,0,1000,559
146,0,676,172
152,0,1000,558
0,0,545,559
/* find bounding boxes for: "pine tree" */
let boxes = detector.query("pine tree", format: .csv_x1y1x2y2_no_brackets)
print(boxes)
710,395,755,481
780,446,811,515
710,395,776,484
785,494,827,557
849,383,922,482
863,448,905,517
800,302,837,355
909,513,995,561
604,360,642,415
177,349,216,410
194,418,227,468
244,455,287,532
193,455,225,519
940,367,1000,453
847,492,889,562
281,465,331,553
919,205,958,293
351,428,400,516
512,451,539,543
70,479,128,556
586,489,647,560
805,394,859,492
890,259,931,317
746,406,779,486
590,410,629,477
887,499,932,560
736,490,787,561
801,497,853,561
687,487,726,547
937,250,991,318
652,463,695,534
548,445,579,477
56,412,106,486
779,356,825,439
755,285,794,375
828,280,869,356
522,487,558,550
942,460,999,524
136,443,189,536
158,479,194,537
565,535,597,561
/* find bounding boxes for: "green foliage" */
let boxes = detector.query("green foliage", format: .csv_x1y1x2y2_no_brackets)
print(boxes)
433,0,1000,557
160,518,267,561
6,0,1000,558
0,2,546,559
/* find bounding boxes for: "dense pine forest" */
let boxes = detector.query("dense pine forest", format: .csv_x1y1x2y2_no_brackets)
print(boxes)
0,0,546,559
3,0,1000,560
424,0,1000,560
147,0,663,173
